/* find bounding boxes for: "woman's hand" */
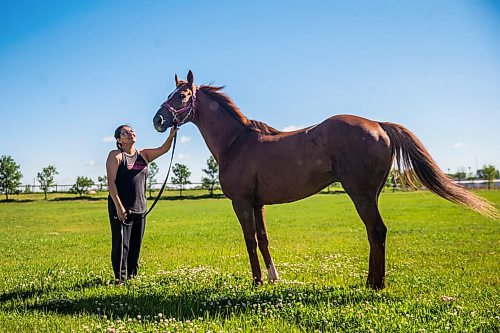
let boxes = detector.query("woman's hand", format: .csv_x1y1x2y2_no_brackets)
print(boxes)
117,207,128,222
168,126,179,139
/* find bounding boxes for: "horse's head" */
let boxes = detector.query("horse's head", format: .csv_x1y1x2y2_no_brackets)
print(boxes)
153,70,197,133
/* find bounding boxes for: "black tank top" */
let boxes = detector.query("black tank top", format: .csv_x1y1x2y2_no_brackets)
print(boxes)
108,151,148,214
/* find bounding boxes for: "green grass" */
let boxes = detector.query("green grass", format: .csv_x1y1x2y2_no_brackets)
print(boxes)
0,191,499,332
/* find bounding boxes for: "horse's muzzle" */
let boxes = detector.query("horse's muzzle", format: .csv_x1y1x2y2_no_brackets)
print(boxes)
154,104,176,132
153,114,163,132
153,113,169,133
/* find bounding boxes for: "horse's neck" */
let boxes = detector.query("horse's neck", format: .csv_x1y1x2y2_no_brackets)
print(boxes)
193,93,249,161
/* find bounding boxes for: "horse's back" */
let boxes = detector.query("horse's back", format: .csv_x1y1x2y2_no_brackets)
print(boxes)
323,114,387,136
316,114,391,149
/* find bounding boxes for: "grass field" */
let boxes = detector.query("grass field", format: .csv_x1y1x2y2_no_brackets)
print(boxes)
0,190,498,332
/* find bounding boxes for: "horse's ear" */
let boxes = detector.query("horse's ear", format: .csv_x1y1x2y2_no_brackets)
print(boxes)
175,74,180,87
187,70,194,86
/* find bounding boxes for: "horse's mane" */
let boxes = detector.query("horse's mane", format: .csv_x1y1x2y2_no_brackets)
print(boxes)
199,85,282,135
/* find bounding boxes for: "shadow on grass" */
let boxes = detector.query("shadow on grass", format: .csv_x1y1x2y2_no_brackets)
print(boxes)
0,277,108,303
7,279,396,330
50,196,107,201
0,199,35,203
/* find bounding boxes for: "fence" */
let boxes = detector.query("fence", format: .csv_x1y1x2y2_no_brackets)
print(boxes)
453,179,500,190
16,182,207,194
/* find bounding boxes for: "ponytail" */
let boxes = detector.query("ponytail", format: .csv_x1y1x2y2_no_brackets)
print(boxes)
113,124,129,152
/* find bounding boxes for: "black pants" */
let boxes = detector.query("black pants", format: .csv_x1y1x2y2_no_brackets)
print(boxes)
108,210,146,283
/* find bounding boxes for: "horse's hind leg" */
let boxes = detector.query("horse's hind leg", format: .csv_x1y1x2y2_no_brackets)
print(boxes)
232,200,263,285
254,205,279,282
346,190,387,289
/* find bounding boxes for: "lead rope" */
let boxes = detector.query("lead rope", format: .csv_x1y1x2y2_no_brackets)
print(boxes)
144,130,177,217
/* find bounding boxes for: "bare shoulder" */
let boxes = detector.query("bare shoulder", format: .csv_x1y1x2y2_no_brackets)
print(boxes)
107,149,122,162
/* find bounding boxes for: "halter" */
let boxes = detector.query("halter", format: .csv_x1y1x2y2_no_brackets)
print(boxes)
160,85,197,127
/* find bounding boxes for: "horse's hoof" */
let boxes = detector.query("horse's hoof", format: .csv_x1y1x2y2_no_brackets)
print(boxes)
252,278,263,287
267,264,279,282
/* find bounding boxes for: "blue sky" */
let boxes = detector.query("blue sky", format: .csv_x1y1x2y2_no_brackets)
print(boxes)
1,0,499,186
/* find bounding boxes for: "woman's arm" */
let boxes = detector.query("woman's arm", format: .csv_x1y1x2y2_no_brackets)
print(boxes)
141,127,178,163
106,151,127,221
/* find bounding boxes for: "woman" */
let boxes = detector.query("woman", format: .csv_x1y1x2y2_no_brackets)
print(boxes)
106,124,177,284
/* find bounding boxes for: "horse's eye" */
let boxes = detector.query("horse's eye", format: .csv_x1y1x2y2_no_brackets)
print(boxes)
180,93,186,99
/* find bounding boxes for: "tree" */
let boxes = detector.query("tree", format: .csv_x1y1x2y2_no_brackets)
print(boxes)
452,171,467,182
201,155,219,196
147,161,159,199
70,176,95,197
37,165,58,200
170,163,191,197
0,155,23,200
452,167,467,182
384,169,399,192
97,175,108,191
477,165,499,190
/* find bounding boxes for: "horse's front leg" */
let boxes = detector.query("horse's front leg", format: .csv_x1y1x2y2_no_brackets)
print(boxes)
232,200,262,285
254,205,279,282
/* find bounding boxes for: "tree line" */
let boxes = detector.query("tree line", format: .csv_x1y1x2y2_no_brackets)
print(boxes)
0,155,220,200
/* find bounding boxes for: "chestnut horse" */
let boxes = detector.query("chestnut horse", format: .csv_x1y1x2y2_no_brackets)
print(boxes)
153,71,497,289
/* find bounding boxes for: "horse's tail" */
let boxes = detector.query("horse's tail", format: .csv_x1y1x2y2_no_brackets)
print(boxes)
379,122,498,219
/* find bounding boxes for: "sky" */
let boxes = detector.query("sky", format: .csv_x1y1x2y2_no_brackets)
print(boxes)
1,0,499,187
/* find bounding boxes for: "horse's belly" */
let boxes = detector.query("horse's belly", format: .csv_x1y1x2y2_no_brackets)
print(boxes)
255,163,335,204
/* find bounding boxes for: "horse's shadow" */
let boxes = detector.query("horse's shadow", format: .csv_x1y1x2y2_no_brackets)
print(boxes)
4,279,395,323
0,277,106,303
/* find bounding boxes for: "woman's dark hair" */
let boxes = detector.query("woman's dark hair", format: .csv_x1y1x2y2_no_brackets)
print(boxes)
114,124,130,152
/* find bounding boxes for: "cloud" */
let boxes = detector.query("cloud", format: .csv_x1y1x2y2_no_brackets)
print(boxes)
178,153,189,160
452,142,470,149
103,136,114,142
86,160,97,167
180,136,191,144
282,125,303,132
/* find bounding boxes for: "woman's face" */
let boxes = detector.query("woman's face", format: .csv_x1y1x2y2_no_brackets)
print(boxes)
118,126,136,144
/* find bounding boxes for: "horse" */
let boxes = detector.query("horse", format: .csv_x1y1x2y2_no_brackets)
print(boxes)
153,70,497,289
